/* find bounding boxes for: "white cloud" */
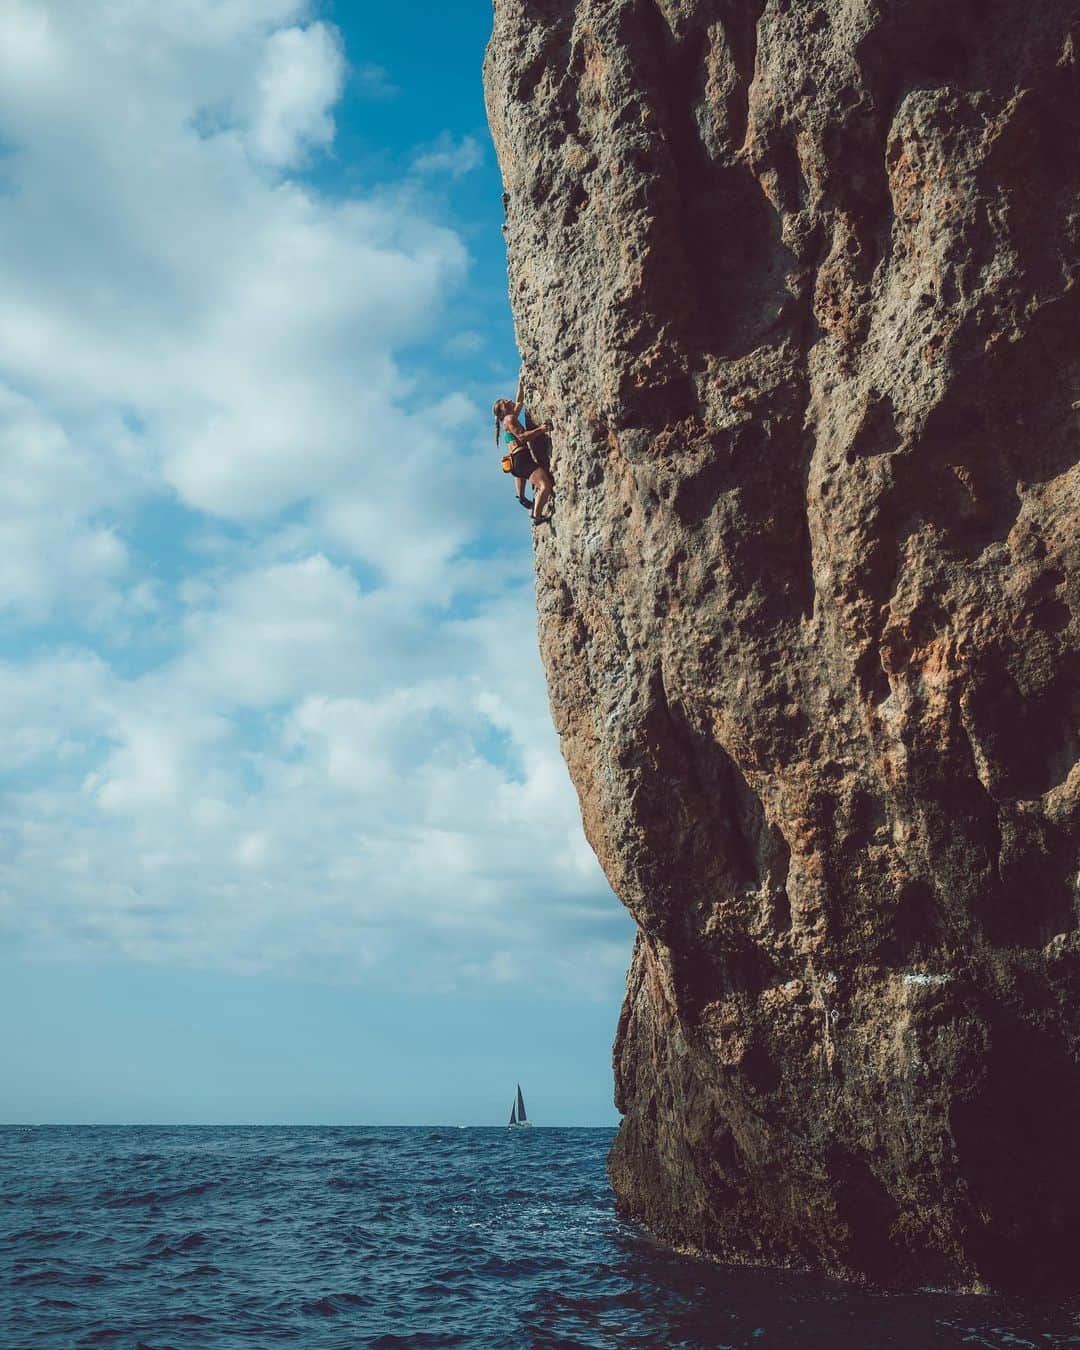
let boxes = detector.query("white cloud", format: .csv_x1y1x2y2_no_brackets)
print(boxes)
0,384,145,622
0,0,631,996
178,554,375,705
0,575,626,992
411,132,484,178
0,652,110,768
248,22,345,167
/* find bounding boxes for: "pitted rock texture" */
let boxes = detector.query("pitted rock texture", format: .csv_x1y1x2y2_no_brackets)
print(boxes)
484,0,1080,1292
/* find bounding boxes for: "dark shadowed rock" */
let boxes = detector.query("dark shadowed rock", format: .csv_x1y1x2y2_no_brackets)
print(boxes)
484,0,1080,1293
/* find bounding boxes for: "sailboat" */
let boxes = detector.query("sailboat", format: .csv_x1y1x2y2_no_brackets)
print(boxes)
507,1083,532,1128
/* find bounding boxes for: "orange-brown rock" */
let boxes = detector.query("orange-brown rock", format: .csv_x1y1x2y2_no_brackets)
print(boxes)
484,0,1079,1291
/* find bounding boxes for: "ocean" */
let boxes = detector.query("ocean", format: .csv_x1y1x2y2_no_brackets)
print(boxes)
3,1125,1078,1349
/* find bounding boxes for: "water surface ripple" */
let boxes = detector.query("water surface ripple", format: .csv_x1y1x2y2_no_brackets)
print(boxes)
3,1126,1078,1348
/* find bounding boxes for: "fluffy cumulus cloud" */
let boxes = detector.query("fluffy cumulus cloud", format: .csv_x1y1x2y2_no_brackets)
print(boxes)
248,22,345,167
0,1,630,995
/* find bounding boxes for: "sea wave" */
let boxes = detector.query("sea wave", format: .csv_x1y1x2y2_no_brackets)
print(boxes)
2,1125,1078,1349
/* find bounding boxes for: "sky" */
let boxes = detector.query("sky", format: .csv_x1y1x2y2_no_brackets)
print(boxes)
0,0,635,1126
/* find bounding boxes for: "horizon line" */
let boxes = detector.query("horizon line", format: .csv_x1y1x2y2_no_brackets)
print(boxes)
1,1121,621,1129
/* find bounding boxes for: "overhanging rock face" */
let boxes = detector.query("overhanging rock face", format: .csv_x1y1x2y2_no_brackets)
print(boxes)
484,0,1080,1291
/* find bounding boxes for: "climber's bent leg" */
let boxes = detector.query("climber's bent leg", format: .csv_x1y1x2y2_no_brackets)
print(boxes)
531,469,554,521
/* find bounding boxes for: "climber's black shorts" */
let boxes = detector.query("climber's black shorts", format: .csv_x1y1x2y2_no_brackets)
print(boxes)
511,448,538,479
527,430,551,470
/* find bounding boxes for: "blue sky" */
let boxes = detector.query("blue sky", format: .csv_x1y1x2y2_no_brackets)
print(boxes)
0,0,634,1126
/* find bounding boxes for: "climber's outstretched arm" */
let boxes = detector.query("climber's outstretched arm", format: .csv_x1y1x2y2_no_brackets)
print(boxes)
512,422,550,442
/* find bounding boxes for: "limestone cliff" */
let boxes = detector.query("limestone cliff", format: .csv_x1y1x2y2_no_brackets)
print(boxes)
484,0,1080,1291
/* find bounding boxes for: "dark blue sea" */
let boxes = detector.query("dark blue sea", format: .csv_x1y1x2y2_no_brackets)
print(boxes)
3,1126,1079,1349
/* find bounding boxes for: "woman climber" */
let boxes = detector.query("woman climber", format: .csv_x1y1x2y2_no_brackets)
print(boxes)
493,379,555,527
